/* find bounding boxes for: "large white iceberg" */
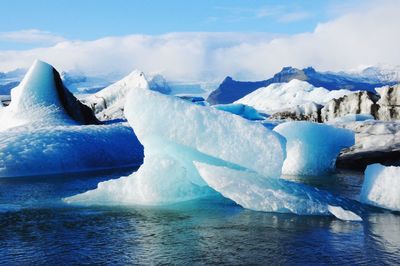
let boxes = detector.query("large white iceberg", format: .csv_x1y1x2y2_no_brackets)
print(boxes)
66,83,363,221
0,60,144,177
360,164,400,211
66,81,286,204
195,162,362,221
274,121,355,176
235,79,353,114
124,86,286,180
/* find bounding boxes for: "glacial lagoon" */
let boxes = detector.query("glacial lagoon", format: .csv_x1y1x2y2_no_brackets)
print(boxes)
1,168,399,265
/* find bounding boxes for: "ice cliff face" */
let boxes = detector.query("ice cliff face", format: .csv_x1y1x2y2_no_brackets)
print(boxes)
321,91,380,122
376,85,400,120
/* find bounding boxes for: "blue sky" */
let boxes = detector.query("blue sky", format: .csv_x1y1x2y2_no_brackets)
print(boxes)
0,0,359,49
0,0,398,82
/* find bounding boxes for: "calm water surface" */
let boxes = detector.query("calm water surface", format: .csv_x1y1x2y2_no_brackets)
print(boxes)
0,169,399,265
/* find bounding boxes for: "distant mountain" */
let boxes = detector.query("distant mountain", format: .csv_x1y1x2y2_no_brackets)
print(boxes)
207,66,399,105
148,74,172,94
0,68,26,95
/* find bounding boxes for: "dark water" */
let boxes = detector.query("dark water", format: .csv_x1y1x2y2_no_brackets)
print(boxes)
0,169,399,265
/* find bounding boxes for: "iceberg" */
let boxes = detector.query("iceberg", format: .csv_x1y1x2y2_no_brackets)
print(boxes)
360,164,400,211
195,162,362,221
65,154,213,206
0,60,144,177
82,70,149,121
66,81,286,205
274,121,355,176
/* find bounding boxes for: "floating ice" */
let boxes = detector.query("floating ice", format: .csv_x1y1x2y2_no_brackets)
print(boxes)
274,121,355,176
214,103,265,120
66,84,286,205
0,123,143,178
64,154,213,206
195,162,362,221
124,86,286,180
360,164,400,211
0,60,143,177
0,60,98,130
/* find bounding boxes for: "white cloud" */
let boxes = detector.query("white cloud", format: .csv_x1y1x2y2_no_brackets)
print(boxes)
0,1,399,82
277,11,310,23
0,29,66,45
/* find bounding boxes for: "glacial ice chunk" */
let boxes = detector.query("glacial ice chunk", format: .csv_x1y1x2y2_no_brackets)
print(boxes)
67,83,286,206
64,154,213,206
0,60,143,177
0,60,98,130
274,121,355,176
124,86,286,180
0,123,143,178
195,162,362,221
360,164,400,211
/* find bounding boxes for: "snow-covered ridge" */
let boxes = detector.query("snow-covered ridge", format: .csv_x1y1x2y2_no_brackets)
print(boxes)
82,70,149,121
235,79,353,115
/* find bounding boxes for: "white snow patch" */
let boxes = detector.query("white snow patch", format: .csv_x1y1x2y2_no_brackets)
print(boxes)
235,79,353,114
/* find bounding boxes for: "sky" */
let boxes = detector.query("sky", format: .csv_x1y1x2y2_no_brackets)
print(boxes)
0,0,399,81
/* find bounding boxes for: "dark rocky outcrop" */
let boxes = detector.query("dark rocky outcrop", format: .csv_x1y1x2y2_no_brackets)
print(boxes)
336,147,400,170
335,121,400,171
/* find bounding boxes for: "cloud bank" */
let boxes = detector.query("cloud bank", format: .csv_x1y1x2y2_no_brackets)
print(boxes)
0,1,399,82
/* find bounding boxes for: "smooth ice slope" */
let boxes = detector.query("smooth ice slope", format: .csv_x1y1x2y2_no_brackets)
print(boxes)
65,154,213,206
274,122,355,176
82,70,149,121
214,103,265,120
235,79,353,114
66,84,286,205
360,164,400,211
124,86,286,179
195,162,362,221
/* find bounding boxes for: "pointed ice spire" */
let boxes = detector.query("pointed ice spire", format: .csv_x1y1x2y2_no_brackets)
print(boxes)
6,60,99,126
